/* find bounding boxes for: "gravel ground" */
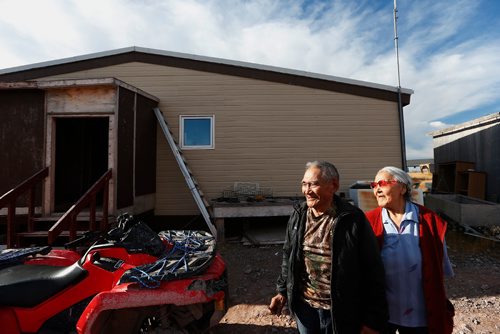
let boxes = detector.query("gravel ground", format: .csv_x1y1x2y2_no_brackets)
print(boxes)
212,226,500,334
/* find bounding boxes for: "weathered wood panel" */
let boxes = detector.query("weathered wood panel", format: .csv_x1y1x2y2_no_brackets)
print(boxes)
135,93,158,196
0,89,45,199
46,87,116,114
116,88,134,209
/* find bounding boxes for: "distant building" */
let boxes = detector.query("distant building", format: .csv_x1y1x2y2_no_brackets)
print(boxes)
429,112,500,202
406,159,434,173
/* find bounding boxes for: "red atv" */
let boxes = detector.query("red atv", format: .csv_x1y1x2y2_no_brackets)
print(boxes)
0,214,227,333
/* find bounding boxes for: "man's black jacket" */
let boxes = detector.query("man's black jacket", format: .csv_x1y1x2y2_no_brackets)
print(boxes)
276,195,388,333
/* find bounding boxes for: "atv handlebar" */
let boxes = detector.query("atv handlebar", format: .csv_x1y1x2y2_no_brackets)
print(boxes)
64,231,103,249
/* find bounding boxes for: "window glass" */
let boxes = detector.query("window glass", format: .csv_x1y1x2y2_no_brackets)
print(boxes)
180,116,214,149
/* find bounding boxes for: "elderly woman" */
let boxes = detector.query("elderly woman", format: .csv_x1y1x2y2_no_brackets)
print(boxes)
365,166,454,334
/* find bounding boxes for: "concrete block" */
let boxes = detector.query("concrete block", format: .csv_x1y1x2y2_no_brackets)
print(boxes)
424,194,500,226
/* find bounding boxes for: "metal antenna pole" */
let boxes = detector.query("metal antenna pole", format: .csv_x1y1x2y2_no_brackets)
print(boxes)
393,0,407,170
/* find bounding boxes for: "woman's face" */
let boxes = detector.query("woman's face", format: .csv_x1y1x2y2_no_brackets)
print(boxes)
372,171,407,210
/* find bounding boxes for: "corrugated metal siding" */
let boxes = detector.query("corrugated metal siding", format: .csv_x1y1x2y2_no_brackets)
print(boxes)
434,123,500,202
40,62,402,215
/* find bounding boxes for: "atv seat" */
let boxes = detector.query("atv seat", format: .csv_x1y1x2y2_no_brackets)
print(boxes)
0,262,88,308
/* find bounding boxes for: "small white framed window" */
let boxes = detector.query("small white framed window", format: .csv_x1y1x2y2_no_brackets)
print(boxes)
180,115,215,149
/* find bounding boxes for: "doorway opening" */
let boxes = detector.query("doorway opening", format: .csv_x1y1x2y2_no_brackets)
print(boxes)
54,117,109,212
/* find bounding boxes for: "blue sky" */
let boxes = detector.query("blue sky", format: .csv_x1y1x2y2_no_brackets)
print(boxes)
1,0,499,159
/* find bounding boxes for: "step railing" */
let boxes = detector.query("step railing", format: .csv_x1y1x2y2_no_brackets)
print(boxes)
48,169,112,245
0,167,49,248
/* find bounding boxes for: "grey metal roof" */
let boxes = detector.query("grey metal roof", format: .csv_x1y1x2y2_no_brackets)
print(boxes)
407,159,434,166
0,46,413,95
429,112,500,137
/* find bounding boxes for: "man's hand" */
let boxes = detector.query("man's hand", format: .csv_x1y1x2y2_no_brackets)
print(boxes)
269,294,287,315
360,325,379,334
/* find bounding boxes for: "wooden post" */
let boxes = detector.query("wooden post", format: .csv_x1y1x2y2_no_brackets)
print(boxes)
90,198,96,231
7,202,16,248
215,218,225,243
28,187,35,232
69,213,77,242
101,180,109,231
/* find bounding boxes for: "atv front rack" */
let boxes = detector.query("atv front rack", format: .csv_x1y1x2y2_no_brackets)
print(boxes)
119,230,216,288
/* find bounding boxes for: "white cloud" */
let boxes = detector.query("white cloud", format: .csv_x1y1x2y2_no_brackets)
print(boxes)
0,0,499,160
429,121,451,129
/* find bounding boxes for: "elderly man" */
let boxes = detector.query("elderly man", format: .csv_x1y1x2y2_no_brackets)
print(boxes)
269,161,388,333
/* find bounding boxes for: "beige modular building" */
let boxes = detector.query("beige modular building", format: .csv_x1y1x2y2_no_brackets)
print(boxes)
0,47,412,243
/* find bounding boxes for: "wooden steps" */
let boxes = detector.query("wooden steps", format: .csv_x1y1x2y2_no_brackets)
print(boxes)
3,168,113,249
16,230,87,247
15,214,105,247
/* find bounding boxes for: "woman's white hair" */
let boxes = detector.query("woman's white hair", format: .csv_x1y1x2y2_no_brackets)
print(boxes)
377,166,413,200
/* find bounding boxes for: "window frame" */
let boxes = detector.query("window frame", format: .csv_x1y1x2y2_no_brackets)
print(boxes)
179,115,215,150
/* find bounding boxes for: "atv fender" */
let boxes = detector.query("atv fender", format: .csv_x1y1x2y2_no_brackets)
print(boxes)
77,255,226,334
0,308,21,334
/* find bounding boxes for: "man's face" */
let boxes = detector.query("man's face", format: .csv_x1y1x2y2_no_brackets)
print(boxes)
301,167,338,211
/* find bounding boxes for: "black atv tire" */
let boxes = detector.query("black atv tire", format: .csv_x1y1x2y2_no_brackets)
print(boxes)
95,302,214,334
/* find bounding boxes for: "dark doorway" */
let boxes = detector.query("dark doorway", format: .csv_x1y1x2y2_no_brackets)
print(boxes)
55,118,109,212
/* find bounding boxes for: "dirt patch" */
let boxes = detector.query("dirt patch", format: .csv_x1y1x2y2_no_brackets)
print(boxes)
213,242,296,333
212,227,500,334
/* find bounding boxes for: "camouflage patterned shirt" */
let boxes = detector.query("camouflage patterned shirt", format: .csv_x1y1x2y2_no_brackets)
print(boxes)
300,206,337,310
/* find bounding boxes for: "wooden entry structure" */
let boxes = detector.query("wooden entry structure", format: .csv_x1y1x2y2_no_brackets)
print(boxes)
0,78,159,246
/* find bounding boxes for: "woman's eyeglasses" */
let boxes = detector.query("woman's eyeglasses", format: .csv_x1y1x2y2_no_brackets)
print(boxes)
369,180,400,189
